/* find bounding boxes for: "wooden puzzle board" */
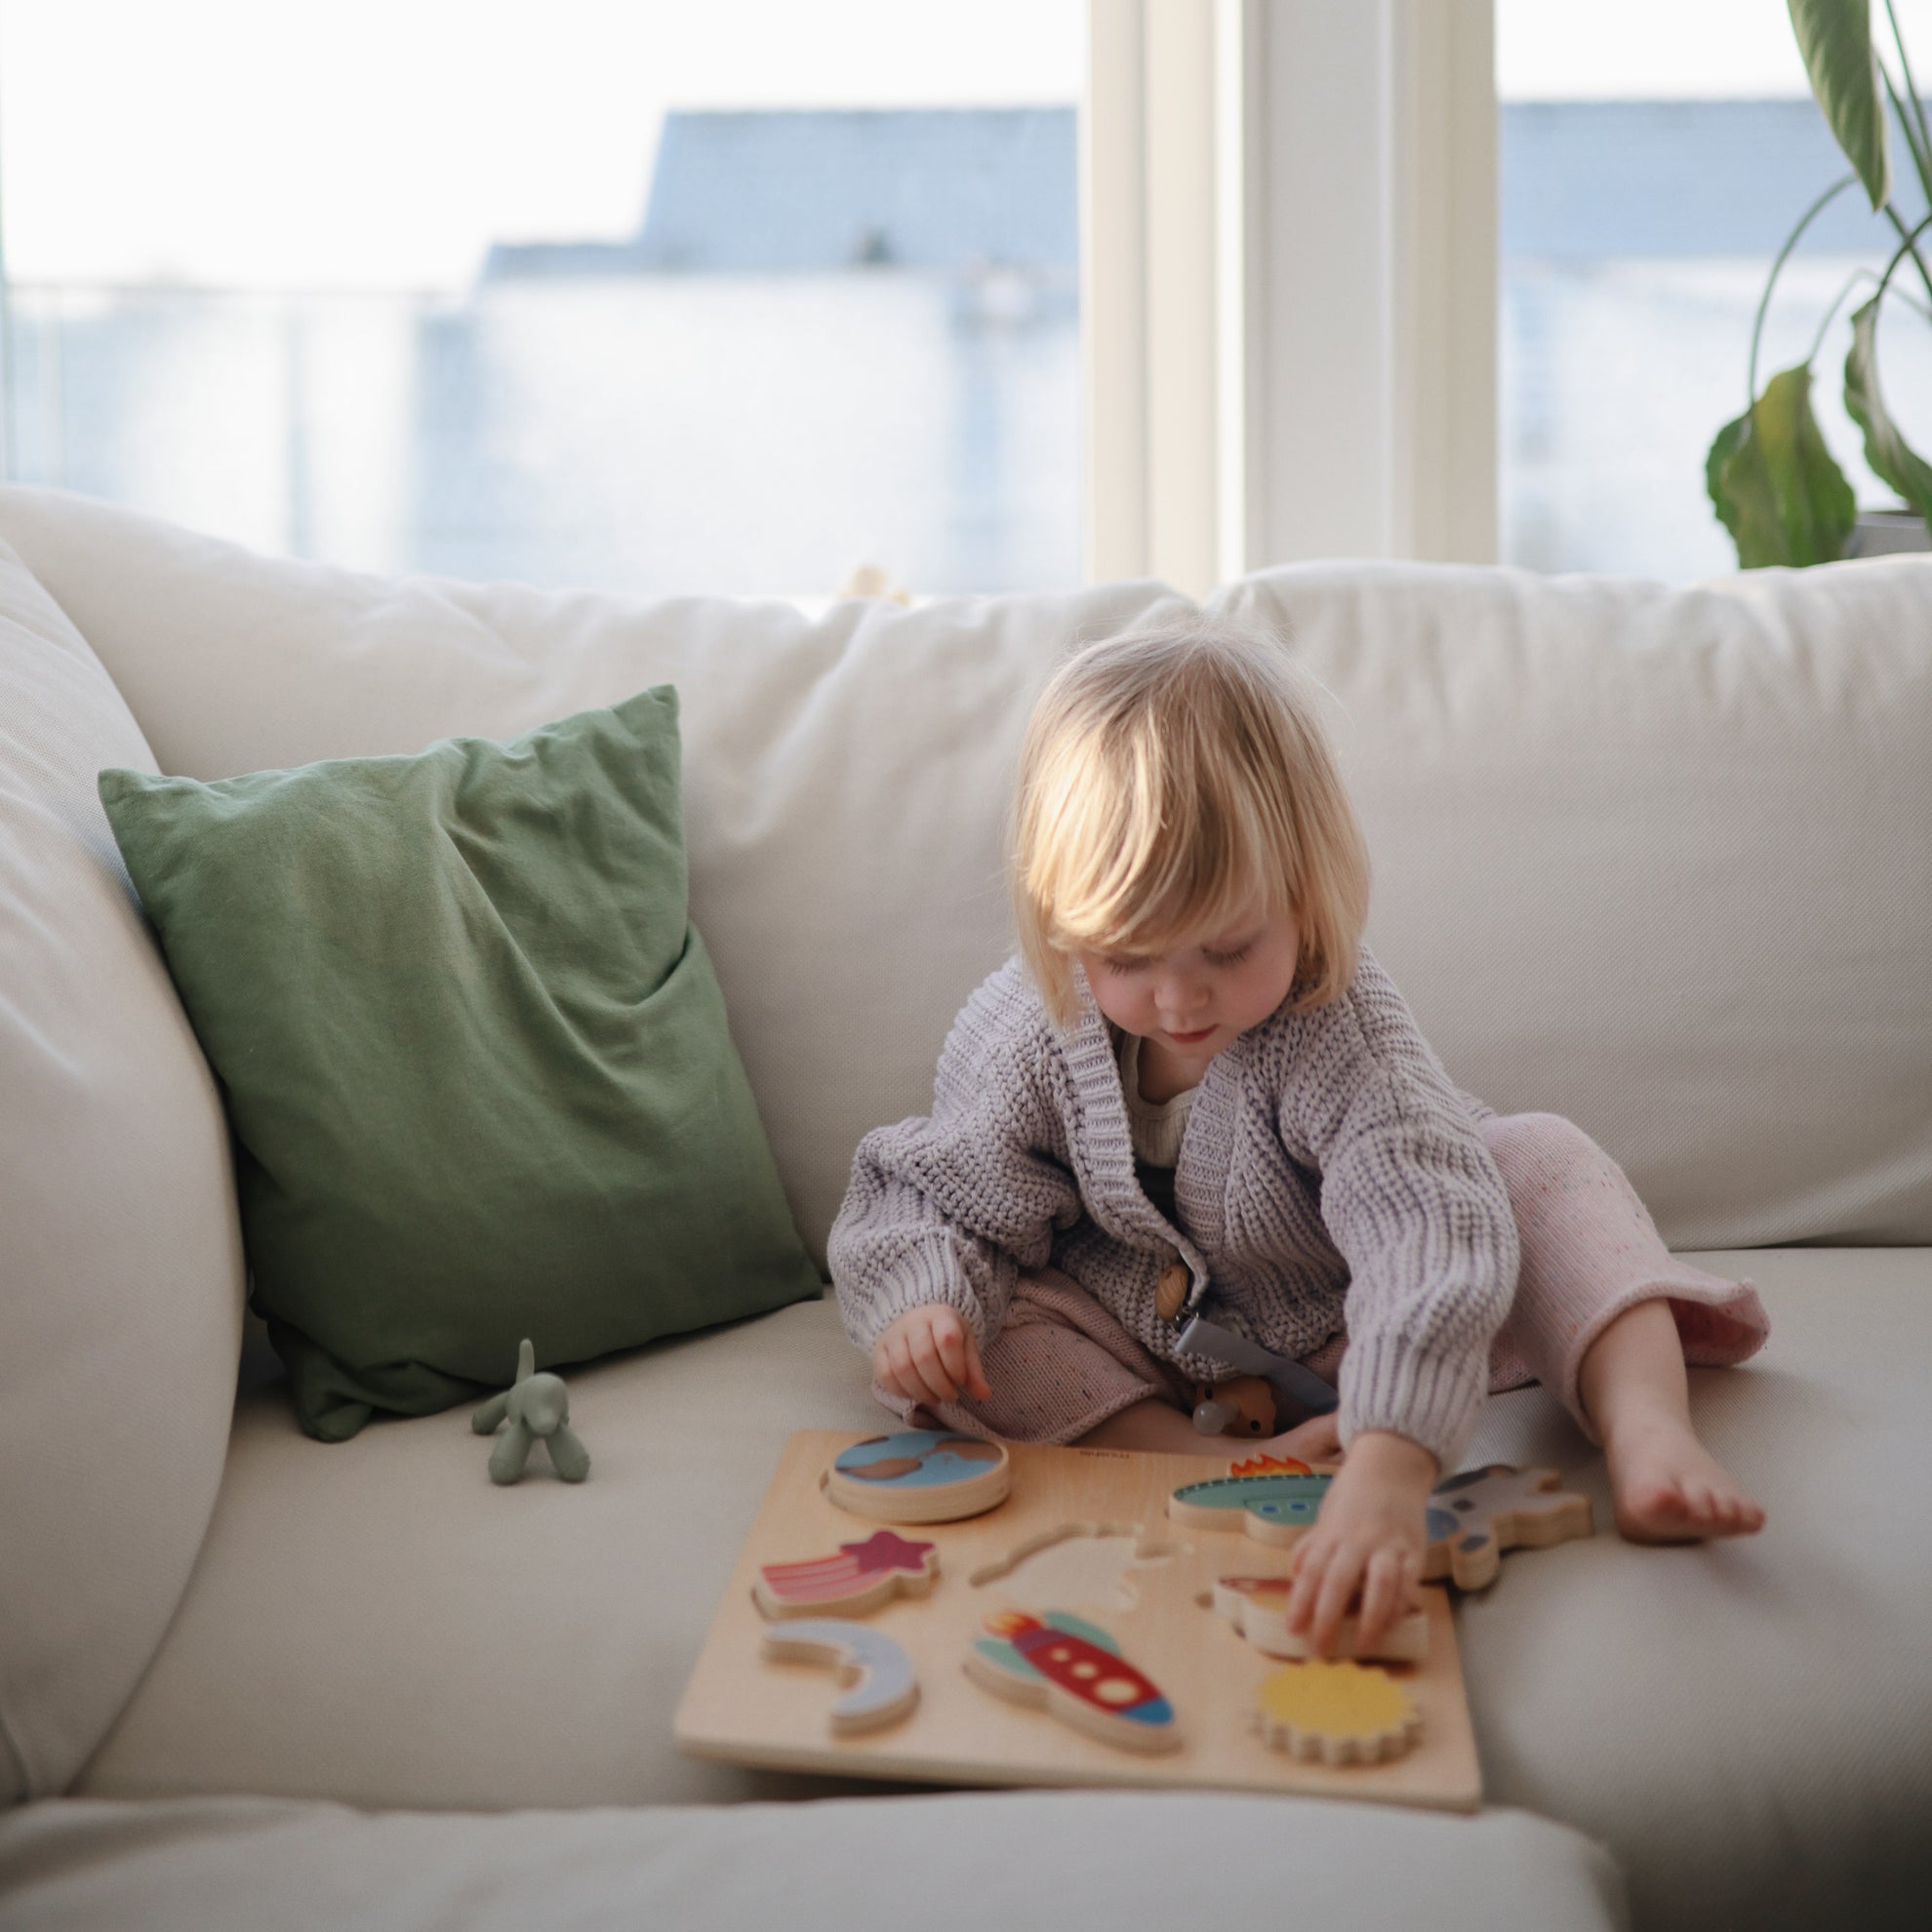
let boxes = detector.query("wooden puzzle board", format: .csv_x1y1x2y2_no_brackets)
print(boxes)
675,1429,1481,1812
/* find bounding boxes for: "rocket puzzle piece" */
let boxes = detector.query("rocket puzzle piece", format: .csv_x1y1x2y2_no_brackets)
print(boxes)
965,1610,1183,1753
753,1530,939,1619
1423,1466,1593,1590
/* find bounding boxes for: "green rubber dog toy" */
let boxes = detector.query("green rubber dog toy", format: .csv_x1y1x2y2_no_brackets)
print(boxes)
471,1338,590,1485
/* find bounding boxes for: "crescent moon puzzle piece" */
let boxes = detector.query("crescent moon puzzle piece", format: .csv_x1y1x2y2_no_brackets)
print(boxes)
753,1530,940,1620
964,1610,1183,1753
1167,1469,1335,1547
1422,1466,1594,1590
759,1620,919,1734
824,1430,1013,1524
1252,1659,1423,1766
1208,1575,1429,1663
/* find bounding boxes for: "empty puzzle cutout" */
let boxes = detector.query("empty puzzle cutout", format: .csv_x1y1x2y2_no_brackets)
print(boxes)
969,1521,1180,1613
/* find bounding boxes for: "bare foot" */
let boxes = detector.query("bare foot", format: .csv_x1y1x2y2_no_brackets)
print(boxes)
1603,1410,1765,1543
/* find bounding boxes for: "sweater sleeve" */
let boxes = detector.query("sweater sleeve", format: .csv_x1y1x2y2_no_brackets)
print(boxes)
1277,951,1518,1469
827,962,1085,1354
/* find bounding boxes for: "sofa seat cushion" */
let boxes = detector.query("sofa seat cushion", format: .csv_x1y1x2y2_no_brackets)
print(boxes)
0,1792,1629,1932
76,1253,1932,1929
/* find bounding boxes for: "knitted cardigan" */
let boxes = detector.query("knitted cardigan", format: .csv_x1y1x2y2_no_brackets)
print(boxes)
828,948,1520,1467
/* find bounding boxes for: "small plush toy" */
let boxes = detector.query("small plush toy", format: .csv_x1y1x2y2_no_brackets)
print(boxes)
1191,1374,1277,1437
471,1338,590,1484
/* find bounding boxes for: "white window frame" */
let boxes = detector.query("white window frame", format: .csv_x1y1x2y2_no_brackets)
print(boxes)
1083,0,1497,595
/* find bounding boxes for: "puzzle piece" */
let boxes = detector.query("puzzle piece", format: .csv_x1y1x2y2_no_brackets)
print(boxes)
1252,1659,1422,1765
965,1609,1182,1753
824,1429,1012,1524
1167,1469,1334,1547
1209,1575,1429,1663
1423,1466,1593,1590
753,1530,938,1619
759,1620,919,1734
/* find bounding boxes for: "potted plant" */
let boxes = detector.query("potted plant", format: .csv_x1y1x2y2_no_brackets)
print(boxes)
1708,0,1932,564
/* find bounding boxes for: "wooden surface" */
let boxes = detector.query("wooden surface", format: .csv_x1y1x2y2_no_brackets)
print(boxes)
675,1429,1482,1811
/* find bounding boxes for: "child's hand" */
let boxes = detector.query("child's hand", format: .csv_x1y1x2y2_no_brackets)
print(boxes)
1284,1429,1437,1656
1259,1409,1345,1466
872,1304,993,1409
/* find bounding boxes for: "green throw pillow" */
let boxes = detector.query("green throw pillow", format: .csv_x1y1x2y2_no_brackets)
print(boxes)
99,687,821,1440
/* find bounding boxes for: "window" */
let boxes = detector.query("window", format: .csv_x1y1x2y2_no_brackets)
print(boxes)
1498,0,1932,581
0,1,1084,597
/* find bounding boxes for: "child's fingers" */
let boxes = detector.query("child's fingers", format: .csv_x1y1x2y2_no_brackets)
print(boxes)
905,1323,960,1405
1284,1535,1328,1636
1355,1547,1411,1652
1308,1543,1367,1656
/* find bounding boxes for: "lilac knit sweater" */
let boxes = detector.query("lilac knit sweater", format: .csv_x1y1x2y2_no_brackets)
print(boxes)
828,949,1520,1467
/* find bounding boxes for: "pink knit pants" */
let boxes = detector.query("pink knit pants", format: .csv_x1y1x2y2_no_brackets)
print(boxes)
879,1111,1770,1449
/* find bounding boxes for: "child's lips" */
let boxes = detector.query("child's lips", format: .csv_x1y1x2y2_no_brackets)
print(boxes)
1164,1024,1217,1045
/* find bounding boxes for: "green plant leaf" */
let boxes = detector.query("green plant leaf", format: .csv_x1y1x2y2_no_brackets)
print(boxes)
1789,0,1893,209
1707,363,1858,567
1844,293,1932,516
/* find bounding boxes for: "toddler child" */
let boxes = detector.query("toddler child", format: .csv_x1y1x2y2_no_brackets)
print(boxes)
829,620,1768,1656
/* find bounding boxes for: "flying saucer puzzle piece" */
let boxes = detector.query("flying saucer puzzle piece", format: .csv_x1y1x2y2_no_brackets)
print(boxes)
965,1609,1182,1753
759,1619,919,1734
1252,1659,1422,1765
1422,1465,1593,1590
824,1429,1013,1524
1167,1469,1334,1547
753,1530,939,1620
1208,1575,1429,1663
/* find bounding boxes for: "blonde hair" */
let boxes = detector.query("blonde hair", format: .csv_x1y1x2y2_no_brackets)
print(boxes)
1009,617,1371,1028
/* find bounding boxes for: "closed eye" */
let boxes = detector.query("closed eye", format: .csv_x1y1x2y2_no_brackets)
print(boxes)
1203,945,1252,968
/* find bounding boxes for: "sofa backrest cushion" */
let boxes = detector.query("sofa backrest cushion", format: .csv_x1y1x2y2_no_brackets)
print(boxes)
1211,561,1932,1247
2,484,1926,1253
0,538,243,1800
0,485,1192,1262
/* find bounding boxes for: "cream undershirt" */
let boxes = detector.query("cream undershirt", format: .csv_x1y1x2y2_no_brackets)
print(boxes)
1117,1029,1197,1169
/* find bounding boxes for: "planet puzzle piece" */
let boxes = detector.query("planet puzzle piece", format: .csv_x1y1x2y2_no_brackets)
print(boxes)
965,1609,1182,1753
1252,1658,1422,1765
1209,1575,1429,1663
825,1430,1013,1524
759,1619,919,1734
1422,1465,1593,1590
753,1530,939,1619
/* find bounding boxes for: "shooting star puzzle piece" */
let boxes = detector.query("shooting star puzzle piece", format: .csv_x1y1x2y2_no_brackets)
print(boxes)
824,1430,1013,1523
965,1610,1182,1753
759,1620,918,1734
1167,1469,1335,1548
1423,1466,1593,1590
753,1530,939,1619
1209,1575,1429,1663
1252,1659,1422,1766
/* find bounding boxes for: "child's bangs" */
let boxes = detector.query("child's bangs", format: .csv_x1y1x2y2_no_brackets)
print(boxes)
1040,767,1291,960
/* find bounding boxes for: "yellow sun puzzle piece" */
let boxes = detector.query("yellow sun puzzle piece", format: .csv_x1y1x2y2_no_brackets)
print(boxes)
1252,1659,1423,1766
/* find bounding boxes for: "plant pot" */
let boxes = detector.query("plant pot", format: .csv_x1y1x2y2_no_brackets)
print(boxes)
1844,509,1932,557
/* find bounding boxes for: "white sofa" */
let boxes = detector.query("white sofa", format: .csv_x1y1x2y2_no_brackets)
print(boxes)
3,483,1929,1932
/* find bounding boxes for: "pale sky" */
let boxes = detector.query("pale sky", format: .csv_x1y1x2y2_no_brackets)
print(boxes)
7,1,1932,290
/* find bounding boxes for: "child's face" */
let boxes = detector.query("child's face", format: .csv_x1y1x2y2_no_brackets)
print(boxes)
1076,901,1301,1072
